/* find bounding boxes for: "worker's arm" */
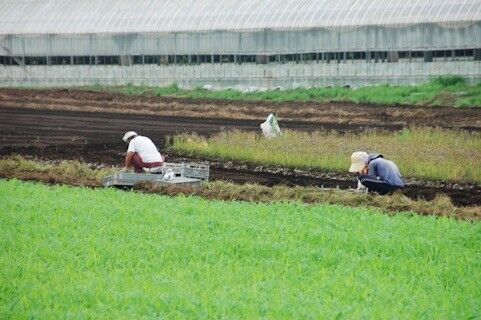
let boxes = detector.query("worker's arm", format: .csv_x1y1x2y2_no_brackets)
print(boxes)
124,151,134,170
367,161,377,177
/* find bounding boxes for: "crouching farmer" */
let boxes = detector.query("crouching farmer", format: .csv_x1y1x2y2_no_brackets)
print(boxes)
122,131,164,173
349,152,404,195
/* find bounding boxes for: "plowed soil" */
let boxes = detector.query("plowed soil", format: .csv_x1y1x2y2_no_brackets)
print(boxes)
1,88,481,130
1,88,480,207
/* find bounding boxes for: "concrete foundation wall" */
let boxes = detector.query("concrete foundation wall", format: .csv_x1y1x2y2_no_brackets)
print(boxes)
1,61,480,89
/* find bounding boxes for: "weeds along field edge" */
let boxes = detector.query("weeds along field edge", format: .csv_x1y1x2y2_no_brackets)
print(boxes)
171,127,481,184
0,179,480,318
85,76,481,107
0,156,480,220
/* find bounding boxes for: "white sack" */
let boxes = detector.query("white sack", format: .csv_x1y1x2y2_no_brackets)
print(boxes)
260,114,281,138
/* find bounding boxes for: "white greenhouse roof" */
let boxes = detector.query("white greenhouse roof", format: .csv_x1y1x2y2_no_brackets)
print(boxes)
0,0,480,35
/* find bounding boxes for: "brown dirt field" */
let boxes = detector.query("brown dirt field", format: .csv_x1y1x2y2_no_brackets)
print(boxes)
1,90,480,207
1,88,481,130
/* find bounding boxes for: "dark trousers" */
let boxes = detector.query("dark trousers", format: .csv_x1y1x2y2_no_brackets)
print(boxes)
358,174,402,195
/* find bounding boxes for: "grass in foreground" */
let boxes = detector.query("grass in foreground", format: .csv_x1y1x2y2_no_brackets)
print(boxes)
87,76,481,107
1,179,480,318
1,155,480,220
172,127,481,183
0,156,115,186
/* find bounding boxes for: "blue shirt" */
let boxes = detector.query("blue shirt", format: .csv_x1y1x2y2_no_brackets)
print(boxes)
367,154,405,187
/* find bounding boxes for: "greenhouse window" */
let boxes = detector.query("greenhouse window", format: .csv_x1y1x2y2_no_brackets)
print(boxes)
379,52,388,62
410,51,424,60
159,56,169,65
475,49,481,61
50,56,71,65
174,55,189,64
236,55,256,64
387,52,399,63
302,53,316,62
24,57,46,65
2,48,479,68
454,49,473,58
398,51,409,59
0,56,22,65
280,54,294,63
326,52,336,63
144,55,160,64
0,56,19,65
198,55,211,63
97,56,120,65
318,52,325,62
256,55,268,64
73,56,93,65
335,52,343,63
354,52,367,60
133,55,143,64
190,55,199,64
221,55,235,63
434,50,450,58
432,50,452,61
424,51,433,62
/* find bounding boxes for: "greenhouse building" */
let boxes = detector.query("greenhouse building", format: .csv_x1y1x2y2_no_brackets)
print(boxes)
0,0,480,88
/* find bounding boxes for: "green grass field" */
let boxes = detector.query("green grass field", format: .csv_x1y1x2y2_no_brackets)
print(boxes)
1,179,480,318
89,76,481,107
172,127,481,183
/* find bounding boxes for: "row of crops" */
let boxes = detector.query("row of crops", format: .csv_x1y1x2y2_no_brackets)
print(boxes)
1,179,480,318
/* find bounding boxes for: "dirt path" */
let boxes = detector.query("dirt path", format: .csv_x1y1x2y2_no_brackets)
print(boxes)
1,88,480,131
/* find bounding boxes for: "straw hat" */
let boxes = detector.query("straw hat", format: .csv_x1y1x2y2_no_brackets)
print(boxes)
349,151,369,172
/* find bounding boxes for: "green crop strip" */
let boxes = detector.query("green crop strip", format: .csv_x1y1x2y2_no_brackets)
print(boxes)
172,127,481,183
87,76,481,107
0,179,480,318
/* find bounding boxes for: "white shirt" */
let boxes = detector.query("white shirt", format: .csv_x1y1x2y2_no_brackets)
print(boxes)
127,135,163,163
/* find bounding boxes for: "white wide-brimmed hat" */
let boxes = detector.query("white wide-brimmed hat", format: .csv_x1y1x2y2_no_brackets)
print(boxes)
349,151,369,172
122,131,138,142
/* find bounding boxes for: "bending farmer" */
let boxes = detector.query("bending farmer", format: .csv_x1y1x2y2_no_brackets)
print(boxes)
349,152,404,195
122,131,164,173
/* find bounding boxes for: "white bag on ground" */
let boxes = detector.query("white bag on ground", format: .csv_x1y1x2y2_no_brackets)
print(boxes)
260,114,281,138
163,168,175,181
